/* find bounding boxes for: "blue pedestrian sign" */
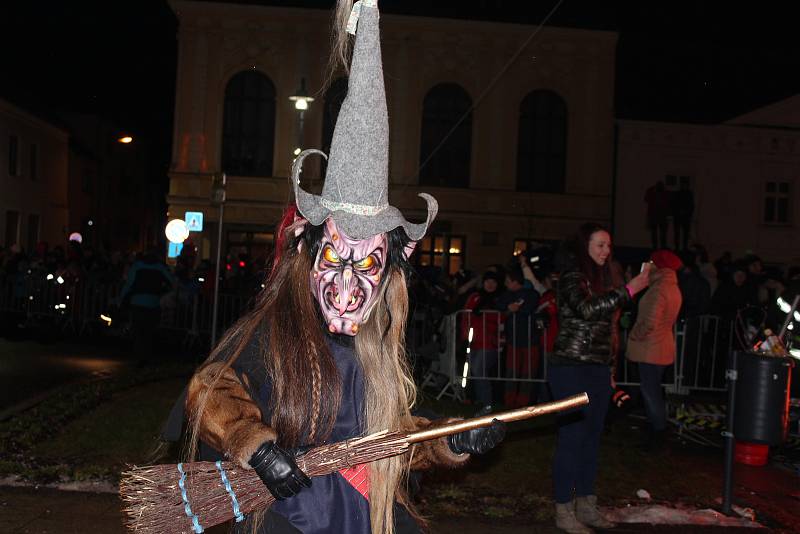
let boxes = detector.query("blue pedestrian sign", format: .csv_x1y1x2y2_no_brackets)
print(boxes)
185,211,204,232
168,241,184,258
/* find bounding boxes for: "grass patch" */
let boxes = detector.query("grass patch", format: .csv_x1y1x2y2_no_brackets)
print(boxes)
31,378,187,477
0,365,192,483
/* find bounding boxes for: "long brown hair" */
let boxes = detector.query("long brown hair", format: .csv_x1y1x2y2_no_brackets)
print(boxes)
188,217,417,534
574,222,622,292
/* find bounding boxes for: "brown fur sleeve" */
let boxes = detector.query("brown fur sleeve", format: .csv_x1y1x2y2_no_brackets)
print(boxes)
407,416,470,471
186,361,276,467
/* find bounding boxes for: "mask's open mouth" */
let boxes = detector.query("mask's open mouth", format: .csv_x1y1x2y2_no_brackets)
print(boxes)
326,285,364,315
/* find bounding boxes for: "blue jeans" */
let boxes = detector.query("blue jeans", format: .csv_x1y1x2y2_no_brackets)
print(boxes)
548,364,612,504
638,362,668,432
469,349,498,406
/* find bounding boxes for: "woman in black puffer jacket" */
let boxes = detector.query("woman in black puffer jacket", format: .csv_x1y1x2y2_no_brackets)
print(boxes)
548,223,650,534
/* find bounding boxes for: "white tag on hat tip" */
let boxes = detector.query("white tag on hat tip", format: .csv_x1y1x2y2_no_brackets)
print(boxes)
346,1,362,35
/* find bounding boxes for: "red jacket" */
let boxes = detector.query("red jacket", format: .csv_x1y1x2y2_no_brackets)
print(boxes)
461,291,503,351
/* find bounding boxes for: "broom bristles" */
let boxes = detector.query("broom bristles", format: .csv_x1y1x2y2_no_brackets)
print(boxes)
120,430,409,533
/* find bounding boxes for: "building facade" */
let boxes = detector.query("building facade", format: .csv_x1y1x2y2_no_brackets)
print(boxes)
614,95,800,265
60,112,161,253
0,98,69,251
167,1,618,272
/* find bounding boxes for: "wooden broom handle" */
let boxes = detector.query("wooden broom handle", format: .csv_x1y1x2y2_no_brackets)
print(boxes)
405,393,589,444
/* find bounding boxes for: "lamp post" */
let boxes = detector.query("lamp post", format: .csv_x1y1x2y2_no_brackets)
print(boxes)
289,78,314,154
210,173,227,348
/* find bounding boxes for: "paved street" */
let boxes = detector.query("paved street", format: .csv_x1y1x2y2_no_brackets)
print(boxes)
0,485,777,534
0,339,798,533
0,338,133,413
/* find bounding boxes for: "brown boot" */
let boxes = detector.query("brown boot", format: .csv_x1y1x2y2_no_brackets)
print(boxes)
575,495,616,529
555,501,594,534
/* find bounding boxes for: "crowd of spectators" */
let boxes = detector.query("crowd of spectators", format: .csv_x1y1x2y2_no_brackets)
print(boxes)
2,236,798,375
406,239,800,406
0,239,273,303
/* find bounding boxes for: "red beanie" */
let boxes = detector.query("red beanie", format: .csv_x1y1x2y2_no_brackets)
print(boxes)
650,249,683,271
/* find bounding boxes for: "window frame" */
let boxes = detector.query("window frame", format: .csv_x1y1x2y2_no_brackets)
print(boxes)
762,179,792,226
8,135,20,177
416,233,466,275
516,90,567,194
29,143,38,181
221,70,277,177
4,210,20,247
418,83,473,188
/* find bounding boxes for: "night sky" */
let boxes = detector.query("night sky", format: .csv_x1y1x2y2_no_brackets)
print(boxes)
1,0,798,179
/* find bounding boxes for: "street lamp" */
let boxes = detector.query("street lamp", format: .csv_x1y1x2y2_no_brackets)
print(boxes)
289,78,314,154
118,136,133,144
289,78,314,110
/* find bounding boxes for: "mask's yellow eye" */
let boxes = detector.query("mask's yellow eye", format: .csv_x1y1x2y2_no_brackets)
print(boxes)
323,246,340,263
355,256,375,270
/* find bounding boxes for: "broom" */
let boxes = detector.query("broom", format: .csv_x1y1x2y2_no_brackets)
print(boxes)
120,393,588,533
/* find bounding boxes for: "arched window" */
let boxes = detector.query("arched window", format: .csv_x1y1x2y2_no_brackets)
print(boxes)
320,77,348,175
516,90,567,193
419,83,472,188
321,77,348,155
222,70,276,177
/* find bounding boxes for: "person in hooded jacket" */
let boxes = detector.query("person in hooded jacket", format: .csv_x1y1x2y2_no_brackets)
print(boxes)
548,223,650,534
462,270,503,407
626,250,683,451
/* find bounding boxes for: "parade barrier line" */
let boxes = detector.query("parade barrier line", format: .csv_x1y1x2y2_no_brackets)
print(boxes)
439,311,732,397
120,393,589,533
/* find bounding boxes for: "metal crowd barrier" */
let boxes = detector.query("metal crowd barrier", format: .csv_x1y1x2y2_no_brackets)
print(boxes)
423,310,733,401
0,275,253,345
0,274,736,399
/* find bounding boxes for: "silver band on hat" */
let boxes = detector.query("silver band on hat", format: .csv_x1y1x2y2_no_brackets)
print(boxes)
320,197,388,216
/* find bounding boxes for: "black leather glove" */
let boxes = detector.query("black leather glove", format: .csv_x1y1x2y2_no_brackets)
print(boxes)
447,406,506,455
249,441,312,500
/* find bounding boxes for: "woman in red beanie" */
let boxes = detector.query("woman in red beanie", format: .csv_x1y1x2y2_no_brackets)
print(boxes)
626,249,683,450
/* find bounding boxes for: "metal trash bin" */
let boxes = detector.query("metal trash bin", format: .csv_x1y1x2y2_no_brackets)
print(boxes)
733,350,794,445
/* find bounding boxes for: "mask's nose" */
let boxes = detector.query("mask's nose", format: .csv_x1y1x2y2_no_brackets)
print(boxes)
335,266,354,316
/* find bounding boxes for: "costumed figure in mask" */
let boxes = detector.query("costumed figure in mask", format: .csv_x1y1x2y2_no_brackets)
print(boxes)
185,1,505,533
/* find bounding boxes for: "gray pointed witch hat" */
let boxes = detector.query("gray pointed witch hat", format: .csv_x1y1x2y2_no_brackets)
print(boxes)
291,1,437,241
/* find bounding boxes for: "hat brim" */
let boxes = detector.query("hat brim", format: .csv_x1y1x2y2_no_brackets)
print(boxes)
291,149,437,241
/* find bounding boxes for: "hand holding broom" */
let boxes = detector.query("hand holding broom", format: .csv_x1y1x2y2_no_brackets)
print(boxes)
120,393,589,533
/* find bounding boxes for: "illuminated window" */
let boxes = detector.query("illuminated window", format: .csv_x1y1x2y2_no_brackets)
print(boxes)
419,84,472,188
222,71,276,177
513,239,529,257
516,90,567,193
417,234,465,275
